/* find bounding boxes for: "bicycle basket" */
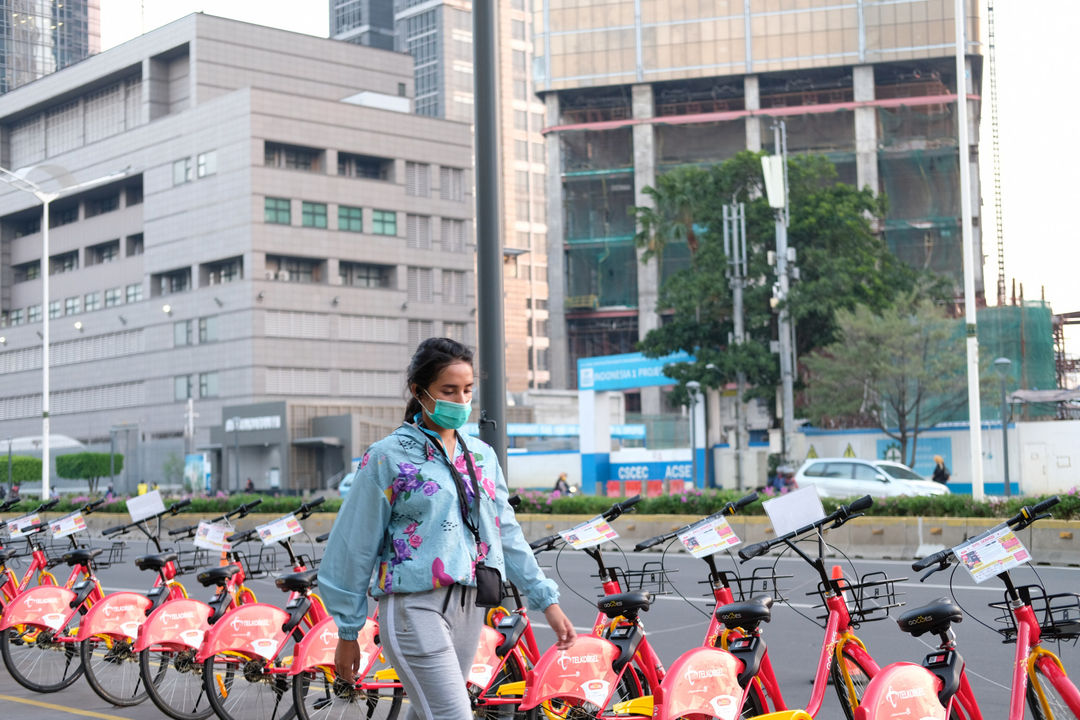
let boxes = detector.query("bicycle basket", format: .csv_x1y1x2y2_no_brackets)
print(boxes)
605,560,674,595
810,570,904,625
708,567,790,602
989,585,1080,642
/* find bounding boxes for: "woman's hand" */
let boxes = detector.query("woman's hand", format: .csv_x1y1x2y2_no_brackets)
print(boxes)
334,639,363,683
543,603,577,650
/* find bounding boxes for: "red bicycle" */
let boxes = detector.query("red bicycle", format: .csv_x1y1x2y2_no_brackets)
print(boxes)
0,498,65,603
855,495,1080,720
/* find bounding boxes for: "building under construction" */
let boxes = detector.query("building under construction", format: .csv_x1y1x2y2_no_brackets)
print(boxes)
532,0,984,407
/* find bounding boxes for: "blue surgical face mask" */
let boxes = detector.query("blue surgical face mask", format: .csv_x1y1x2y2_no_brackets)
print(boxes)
421,388,471,430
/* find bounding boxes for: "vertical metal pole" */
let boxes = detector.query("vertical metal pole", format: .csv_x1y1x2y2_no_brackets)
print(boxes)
724,203,749,490
773,123,795,464
41,197,51,501
1000,381,1010,497
6,438,11,489
955,0,984,499
474,0,507,469
109,430,115,486
233,420,240,494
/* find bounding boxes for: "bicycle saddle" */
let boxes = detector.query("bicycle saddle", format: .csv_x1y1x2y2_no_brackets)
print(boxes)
715,595,774,630
897,598,963,637
197,563,242,587
275,568,319,593
597,591,653,618
63,548,104,566
0,547,17,565
135,552,179,572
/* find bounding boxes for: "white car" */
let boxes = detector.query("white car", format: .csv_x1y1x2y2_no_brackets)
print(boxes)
792,458,951,499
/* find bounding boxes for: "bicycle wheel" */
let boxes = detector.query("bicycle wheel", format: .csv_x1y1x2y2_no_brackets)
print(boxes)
1027,657,1080,720
0,624,84,692
830,644,872,720
474,650,528,720
80,635,148,706
141,647,215,720
292,668,403,720
738,681,766,719
204,652,297,720
527,666,646,720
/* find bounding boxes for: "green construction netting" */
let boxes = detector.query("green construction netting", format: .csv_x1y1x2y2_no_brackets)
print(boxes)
563,172,636,244
560,127,634,173
655,120,745,169
565,238,639,310
978,303,1058,419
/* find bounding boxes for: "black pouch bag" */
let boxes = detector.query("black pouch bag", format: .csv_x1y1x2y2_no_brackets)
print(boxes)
433,429,504,608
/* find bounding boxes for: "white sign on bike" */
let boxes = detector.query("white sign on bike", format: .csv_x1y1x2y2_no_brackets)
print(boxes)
256,514,303,545
678,515,742,558
6,513,40,538
194,521,232,552
952,523,1030,584
127,489,166,522
50,512,86,539
559,515,619,550
763,486,825,537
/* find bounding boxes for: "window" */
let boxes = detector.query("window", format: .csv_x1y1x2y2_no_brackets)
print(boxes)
372,210,396,236
408,320,434,348
512,19,526,40
197,151,217,177
126,184,143,206
442,270,467,305
199,372,219,398
206,257,242,285
174,375,193,401
515,170,530,193
265,256,320,284
13,261,40,282
104,288,122,307
174,320,193,346
338,205,363,232
338,152,392,180
515,140,529,161
439,167,465,201
127,234,144,256
301,202,328,228
852,464,880,482
49,300,61,319
88,240,120,265
86,194,119,217
533,141,545,162
406,215,432,249
84,292,101,312
13,215,40,237
50,251,78,274
64,297,80,316
513,50,527,74
532,112,544,130
407,267,434,303
443,322,466,343
514,79,528,101
265,197,291,224
173,157,193,185
199,316,219,343
126,283,143,303
50,204,78,227
441,218,466,252
28,304,42,322
9,309,23,325
340,262,390,288
405,162,431,197
265,142,323,171
514,110,528,130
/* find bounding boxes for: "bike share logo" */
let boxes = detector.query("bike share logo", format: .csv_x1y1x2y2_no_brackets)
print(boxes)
103,604,138,618
684,666,729,687
885,684,926,708
557,652,600,671
161,610,195,626
230,616,271,633
319,627,339,646
24,595,60,608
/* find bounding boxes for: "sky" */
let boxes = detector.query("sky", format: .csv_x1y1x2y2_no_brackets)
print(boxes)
99,1,1080,370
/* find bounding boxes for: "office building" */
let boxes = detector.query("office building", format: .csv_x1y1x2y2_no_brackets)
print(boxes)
329,0,396,50
0,0,100,93
333,0,552,391
0,14,474,492
532,0,983,400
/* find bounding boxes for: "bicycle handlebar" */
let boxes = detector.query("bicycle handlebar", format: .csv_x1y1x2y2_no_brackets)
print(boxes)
81,499,106,514
634,492,759,552
527,495,644,552
226,528,259,544
102,524,126,536
296,496,325,519
738,494,873,561
167,524,199,537
33,498,60,513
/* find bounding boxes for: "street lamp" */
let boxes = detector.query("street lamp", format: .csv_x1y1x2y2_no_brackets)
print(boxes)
230,416,242,494
0,164,130,500
994,357,1013,497
687,381,701,490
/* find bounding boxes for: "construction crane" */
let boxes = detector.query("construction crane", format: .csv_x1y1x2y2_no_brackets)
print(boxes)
988,0,1007,307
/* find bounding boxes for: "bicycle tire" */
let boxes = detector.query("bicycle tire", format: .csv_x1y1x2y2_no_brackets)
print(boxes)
1027,656,1080,720
203,652,298,720
737,681,766,719
292,667,403,720
141,647,216,720
0,623,84,692
830,643,872,720
474,650,529,720
80,635,148,706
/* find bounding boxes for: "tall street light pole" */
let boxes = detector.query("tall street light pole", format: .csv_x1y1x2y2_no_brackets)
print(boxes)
994,357,1012,497
687,380,701,489
0,165,130,500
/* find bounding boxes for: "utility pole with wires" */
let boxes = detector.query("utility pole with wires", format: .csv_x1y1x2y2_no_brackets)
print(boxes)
723,202,749,489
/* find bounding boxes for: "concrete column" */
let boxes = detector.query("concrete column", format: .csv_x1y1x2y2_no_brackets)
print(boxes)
744,75,761,151
853,65,878,193
544,93,569,389
632,83,662,416
579,390,612,495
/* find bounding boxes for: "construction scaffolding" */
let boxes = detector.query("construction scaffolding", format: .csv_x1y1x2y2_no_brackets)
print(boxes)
979,302,1058,419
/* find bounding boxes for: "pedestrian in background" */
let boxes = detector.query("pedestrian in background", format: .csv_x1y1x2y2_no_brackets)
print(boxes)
553,471,571,496
932,455,950,484
319,337,575,719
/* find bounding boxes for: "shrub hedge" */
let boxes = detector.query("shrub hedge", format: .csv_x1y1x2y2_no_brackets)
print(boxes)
2,488,1078,520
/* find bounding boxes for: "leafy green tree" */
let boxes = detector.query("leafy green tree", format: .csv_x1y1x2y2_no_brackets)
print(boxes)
632,152,940,407
8,456,42,485
162,453,184,486
801,294,981,466
55,452,123,495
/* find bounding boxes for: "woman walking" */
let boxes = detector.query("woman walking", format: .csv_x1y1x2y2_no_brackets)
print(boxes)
319,337,576,719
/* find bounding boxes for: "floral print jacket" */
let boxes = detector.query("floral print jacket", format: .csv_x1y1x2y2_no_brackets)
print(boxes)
318,422,559,640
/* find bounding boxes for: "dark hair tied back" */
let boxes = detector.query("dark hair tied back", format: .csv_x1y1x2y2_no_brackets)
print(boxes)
404,337,474,421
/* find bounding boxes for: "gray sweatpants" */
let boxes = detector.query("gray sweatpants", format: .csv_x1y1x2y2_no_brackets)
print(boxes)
378,584,484,720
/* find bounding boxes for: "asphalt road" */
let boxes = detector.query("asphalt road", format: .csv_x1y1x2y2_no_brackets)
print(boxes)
1,537,1077,719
